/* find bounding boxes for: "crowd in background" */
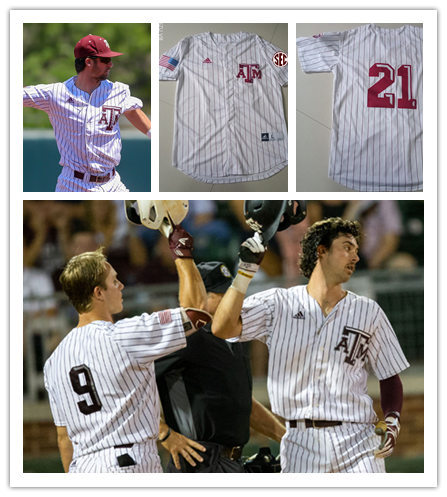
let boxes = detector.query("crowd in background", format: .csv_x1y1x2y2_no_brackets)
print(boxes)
24,199,424,307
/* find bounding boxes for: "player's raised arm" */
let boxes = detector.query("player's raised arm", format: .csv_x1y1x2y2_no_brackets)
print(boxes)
166,224,208,313
212,232,266,339
124,200,211,335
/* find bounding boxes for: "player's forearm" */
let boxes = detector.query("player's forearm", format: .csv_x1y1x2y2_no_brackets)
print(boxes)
124,108,151,134
211,287,244,338
250,398,286,443
175,258,207,310
56,426,73,473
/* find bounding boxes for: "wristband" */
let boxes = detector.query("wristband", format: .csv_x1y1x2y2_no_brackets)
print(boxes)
159,427,171,442
231,265,258,294
146,129,151,138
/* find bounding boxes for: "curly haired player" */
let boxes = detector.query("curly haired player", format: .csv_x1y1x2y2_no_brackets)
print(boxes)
43,225,211,473
212,216,409,472
23,34,151,192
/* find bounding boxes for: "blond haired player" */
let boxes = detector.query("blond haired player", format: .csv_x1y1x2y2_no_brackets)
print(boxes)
212,216,409,472
43,223,211,473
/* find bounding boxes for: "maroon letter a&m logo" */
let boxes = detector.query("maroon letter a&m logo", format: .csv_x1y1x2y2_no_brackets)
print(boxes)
236,64,262,83
99,106,122,131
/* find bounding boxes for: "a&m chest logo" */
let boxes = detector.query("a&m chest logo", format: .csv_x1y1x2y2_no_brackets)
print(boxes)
334,326,371,366
99,106,122,131
236,64,262,83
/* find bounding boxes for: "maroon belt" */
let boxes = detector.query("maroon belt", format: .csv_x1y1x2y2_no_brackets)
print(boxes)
74,168,115,183
288,419,343,429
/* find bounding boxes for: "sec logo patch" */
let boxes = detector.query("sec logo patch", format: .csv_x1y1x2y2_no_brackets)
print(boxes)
273,51,288,67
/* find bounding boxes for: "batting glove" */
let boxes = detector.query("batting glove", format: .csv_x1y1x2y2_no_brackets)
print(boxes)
181,307,213,336
168,225,194,259
374,413,401,459
232,232,267,295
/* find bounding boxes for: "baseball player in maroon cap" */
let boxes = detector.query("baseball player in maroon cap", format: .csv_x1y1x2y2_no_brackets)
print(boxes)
23,34,151,192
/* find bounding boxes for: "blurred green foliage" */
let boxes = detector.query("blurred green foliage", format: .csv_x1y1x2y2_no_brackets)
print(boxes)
23,23,151,128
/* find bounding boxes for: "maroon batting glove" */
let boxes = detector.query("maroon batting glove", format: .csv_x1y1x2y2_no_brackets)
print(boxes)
168,225,194,259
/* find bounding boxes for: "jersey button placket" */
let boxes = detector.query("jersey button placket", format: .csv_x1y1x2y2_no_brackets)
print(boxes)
225,50,235,172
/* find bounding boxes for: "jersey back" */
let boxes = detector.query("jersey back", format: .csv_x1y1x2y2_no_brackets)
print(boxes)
297,24,422,192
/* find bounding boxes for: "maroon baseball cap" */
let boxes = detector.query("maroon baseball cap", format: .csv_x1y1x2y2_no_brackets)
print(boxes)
74,34,123,59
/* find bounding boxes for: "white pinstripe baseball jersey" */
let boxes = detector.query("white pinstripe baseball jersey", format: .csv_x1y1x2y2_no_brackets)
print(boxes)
159,32,288,184
23,77,142,191
43,309,185,471
297,24,423,192
238,285,409,423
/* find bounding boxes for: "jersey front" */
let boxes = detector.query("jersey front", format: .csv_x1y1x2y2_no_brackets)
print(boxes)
297,24,422,192
159,32,288,184
43,310,185,459
155,325,252,447
239,285,409,422
23,77,143,174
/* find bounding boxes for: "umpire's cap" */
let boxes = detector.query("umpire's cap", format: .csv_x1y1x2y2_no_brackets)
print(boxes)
197,262,233,294
244,200,307,242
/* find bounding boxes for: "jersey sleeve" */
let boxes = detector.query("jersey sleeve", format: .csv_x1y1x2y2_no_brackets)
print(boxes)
159,37,188,81
258,36,288,86
154,346,185,378
112,308,186,364
118,83,143,112
367,303,410,380
238,289,276,344
296,31,342,73
23,84,53,111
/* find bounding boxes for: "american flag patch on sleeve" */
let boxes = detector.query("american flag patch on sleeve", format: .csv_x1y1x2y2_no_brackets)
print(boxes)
158,310,173,325
159,55,179,71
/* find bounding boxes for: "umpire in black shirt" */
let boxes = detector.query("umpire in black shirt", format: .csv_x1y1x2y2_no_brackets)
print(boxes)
155,261,285,472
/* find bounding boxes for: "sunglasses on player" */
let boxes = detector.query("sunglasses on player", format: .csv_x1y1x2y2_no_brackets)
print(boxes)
87,56,112,64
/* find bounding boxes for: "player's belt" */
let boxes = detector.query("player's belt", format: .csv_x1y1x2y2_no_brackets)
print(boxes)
288,420,343,429
74,168,115,183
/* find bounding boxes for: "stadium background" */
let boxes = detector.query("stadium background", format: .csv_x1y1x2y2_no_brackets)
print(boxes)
23,23,151,192
23,200,424,473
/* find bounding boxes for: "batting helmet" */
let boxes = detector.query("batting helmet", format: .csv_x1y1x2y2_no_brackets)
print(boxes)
124,200,189,237
244,200,307,242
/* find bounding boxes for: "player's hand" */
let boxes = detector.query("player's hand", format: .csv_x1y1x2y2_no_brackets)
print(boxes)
168,225,193,259
239,232,267,266
231,232,267,294
161,429,206,469
374,414,401,458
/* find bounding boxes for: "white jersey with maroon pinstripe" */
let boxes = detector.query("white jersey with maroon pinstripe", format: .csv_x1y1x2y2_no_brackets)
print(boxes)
23,77,142,192
296,24,422,192
237,285,409,472
159,32,288,184
43,309,186,473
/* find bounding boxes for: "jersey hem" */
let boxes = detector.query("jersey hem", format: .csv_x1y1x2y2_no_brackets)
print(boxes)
329,174,423,192
175,160,287,184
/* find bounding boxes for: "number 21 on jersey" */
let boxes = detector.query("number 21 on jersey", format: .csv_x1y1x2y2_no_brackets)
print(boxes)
367,63,417,109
